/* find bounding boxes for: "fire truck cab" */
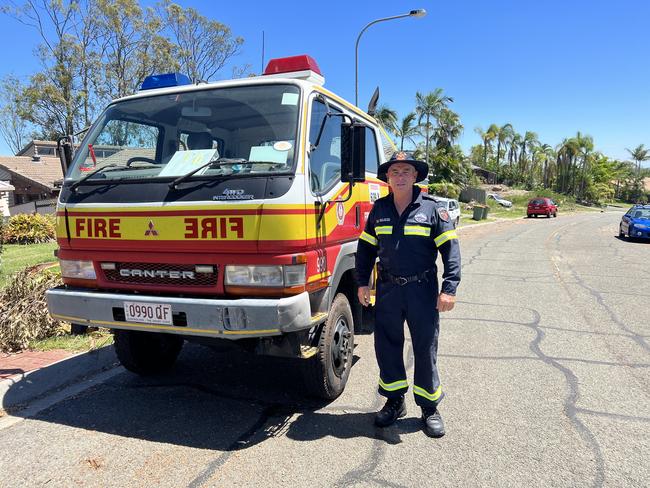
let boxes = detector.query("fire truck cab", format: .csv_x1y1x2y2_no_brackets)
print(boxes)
46,55,392,399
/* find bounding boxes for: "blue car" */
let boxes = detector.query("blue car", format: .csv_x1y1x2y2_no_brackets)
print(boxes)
619,204,650,240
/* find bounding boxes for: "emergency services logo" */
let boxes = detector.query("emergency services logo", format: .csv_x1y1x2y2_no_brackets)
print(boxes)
336,202,345,225
414,212,428,223
144,220,159,237
437,208,450,222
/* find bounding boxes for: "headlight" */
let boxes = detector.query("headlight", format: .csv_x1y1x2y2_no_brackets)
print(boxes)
633,224,649,229
225,264,305,287
59,259,97,280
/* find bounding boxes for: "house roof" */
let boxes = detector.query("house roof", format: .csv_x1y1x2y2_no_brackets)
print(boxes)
0,180,15,191
16,139,58,156
0,156,63,190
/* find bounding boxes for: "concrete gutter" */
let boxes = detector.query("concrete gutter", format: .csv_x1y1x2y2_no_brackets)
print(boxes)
0,345,118,413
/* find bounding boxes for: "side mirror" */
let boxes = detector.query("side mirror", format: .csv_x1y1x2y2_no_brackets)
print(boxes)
340,122,366,183
57,136,74,176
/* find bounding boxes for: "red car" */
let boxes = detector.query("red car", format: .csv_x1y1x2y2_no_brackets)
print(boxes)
527,197,558,218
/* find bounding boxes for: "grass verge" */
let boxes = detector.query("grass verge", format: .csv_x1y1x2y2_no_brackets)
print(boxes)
28,326,114,353
0,242,58,288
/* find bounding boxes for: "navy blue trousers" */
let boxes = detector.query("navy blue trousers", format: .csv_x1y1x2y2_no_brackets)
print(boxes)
374,278,444,409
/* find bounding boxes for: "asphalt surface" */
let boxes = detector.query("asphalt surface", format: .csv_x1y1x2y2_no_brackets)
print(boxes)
0,209,648,487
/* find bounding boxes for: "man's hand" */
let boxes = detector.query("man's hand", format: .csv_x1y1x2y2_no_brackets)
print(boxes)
437,292,455,312
358,286,371,306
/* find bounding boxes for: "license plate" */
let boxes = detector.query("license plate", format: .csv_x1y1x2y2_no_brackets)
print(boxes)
124,301,173,325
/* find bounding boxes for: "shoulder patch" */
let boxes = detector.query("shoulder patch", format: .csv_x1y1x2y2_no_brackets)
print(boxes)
437,207,450,222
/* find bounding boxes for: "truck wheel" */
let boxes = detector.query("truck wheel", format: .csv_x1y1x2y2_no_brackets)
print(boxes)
70,323,88,335
114,330,184,375
302,293,354,400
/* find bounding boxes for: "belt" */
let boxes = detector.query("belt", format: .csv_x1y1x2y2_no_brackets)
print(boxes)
380,268,434,286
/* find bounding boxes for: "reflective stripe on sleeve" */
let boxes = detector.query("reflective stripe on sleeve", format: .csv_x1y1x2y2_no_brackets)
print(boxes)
404,225,431,237
359,231,378,246
413,385,442,402
375,225,393,235
379,378,409,392
434,229,458,247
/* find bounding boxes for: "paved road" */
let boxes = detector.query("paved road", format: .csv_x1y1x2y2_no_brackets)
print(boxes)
1,210,648,487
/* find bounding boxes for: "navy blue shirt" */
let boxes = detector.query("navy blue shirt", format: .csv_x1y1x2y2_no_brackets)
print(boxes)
355,186,461,295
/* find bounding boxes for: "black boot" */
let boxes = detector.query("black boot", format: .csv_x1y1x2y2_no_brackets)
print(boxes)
375,396,406,427
422,407,445,438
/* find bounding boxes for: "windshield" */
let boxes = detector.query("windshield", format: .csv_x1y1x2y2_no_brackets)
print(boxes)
66,84,301,183
630,207,650,219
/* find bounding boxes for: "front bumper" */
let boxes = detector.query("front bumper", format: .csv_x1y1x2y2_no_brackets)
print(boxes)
629,227,650,239
46,287,315,339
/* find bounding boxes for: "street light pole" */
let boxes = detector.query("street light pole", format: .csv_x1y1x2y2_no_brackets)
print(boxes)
355,9,426,107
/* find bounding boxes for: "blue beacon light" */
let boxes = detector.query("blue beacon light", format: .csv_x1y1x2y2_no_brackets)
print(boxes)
140,73,192,91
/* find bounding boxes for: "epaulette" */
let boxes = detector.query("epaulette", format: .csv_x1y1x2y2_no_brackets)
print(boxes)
422,194,438,202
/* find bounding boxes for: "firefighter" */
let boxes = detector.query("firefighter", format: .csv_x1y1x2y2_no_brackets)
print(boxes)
355,151,461,438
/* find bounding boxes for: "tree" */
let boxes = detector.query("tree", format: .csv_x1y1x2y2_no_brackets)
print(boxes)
3,0,87,137
475,124,498,168
626,144,650,176
374,104,398,135
434,108,463,150
416,89,452,166
494,123,513,183
0,75,32,154
2,0,246,140
575,132,594,198
556,137,580,194
394,112,418,151
161,0,243,82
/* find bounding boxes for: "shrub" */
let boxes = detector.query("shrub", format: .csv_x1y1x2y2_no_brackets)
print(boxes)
0,266,65,352
428,182,460,199
2,213,56,244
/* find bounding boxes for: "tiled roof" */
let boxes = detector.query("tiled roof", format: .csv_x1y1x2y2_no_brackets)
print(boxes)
0,156,63,189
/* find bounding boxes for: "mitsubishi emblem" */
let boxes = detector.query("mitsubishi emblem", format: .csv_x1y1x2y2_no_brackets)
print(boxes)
144,220,159,237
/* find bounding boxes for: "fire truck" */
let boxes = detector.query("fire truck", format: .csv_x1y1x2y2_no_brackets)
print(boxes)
46,55,393,399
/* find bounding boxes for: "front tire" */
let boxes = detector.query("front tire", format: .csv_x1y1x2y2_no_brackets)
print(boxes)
619,225,625,238
70,323,88,335
302,293,354,400
114,330,184,375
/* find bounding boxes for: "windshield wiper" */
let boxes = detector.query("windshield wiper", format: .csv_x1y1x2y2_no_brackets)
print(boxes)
169,158,248,189
68,164,161,192
68,164,120,192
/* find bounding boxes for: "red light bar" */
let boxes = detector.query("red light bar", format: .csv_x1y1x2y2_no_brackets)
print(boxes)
264,55,322,76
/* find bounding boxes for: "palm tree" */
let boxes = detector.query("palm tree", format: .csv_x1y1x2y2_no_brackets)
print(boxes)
518,131,538,177
556,137,580,194
626,144,650,175
475,124,498,168
434,108,463,150
415,89,453,166
394,112,419,151
374,104,398,135
539,143,555,188
576,132,594,198
508,132,522,168
494,123,514,183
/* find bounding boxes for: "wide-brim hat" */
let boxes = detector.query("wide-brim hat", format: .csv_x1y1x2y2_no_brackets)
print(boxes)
377,151,429,182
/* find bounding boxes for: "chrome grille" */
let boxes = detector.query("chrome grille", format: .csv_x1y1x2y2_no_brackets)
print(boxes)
103,262,218,287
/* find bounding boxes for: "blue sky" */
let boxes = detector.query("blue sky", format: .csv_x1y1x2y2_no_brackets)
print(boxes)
1,0,648,164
